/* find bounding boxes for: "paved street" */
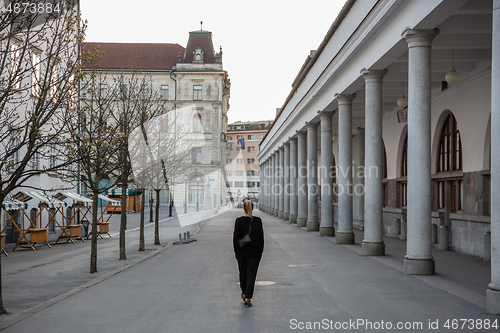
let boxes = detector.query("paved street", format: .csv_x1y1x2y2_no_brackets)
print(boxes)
1,207,498,332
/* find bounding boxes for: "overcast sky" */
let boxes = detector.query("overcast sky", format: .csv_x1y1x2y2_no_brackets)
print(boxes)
81,1,345,124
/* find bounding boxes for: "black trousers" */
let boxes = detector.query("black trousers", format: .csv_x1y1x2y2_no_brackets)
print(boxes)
236,253,261,299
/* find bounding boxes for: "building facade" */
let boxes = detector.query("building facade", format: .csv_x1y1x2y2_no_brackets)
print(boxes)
82,28,230,209
258,0,500,314
225,120,272,201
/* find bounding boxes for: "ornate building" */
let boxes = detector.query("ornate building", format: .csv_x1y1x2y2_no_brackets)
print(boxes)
82,28,230,209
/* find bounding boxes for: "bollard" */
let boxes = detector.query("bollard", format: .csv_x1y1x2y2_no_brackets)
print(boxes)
184,232,186,240
83,220,89,238
431,223,438,246
438,225,449,251
485,231,491,262
179,234,182,242
187,231,190,239
400,220,407,240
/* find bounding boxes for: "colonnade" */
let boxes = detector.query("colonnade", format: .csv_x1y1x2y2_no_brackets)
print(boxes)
258,2,500,315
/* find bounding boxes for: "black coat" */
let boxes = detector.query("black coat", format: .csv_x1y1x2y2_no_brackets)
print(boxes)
233,216,264,257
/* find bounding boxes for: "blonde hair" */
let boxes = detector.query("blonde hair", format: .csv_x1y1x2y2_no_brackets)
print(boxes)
243,200,254,217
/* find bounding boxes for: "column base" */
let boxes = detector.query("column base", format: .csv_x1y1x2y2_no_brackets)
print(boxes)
297,217,307,228
289,214,297,224
307,221,319,231
274,209,279,217
336,232,355,244
487,288,500,314
319,227,335,237
362,241,385,256
283,211,289,221
404,258,435,275
278,210,284,219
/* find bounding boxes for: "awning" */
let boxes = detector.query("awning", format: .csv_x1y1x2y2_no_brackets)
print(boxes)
55,192,93,207
105,188,143,196
98,194,122,206
1,199,28,210
13,191,68,208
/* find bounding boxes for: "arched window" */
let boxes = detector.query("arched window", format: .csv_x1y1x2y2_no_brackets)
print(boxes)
193,114,202,133
438,113,462,172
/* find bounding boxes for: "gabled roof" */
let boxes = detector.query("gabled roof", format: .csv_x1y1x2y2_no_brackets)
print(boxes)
82,42,185,70
181,30,216,63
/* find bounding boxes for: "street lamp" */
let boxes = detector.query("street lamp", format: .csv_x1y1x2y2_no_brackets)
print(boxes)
149,189,153,222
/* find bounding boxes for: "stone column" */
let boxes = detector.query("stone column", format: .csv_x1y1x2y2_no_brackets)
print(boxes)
336,94,356,244
263,160,268,213
402,28,438,275
361,69,386,256
297,131,308,227
306,122,319,231
274,151,279,217
270,154,275,215
319,111,334,236
278,147,285,218
283,142,290,221
289,138,298,224
356,127,365,227
488,0,500,314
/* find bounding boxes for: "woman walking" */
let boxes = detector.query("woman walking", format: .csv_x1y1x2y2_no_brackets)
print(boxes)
233,200,264,308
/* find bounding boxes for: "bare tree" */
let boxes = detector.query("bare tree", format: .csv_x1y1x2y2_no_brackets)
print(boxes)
0,1,83,314
112,71,166,259
72,60,121,273
129,108,193,246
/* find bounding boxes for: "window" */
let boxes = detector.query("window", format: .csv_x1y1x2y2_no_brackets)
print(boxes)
247,170,255,176
8,136,20,169
247,158,254,165
49,143,57,169
100,84,107,98
193,85,202,101
227,159,232,164
226,171,232,177
236,170,243,176
247,181,256,188
260,124,265,129
401,182,407,207
226,181,232,187
236,135,244,140
193,114,202,132
160,85,169,100
227,135,233,141
30,151,40,170
247,134,255,140
120,84,127,100
140,85,148,100
437,179,463,212
160,117,168,132
236,146,241,152
236,159,243,165
234,181,244,188
438,114,462,173
401,134,408,177
50,63,58,100
258,134,264,140
191,147,202,164
11,44,21,89
32,53,41,96
247,146,255,153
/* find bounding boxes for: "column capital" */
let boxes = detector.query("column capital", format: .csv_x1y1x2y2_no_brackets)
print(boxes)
335,93,356,105
318,110,334,120
402,29,439,48
306,121,319,130
283,141,290,147
361,69,387,82
296,130,307,138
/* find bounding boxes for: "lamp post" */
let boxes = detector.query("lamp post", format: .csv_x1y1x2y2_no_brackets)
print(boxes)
149,190,153,222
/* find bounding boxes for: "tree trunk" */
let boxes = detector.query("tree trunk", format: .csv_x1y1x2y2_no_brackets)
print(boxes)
90,193,99,273
139,188,145,251
0,204,9,315
119,182,127,260
155,189,160,245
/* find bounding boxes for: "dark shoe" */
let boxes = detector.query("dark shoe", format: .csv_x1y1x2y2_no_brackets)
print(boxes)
241,293,246,301
244,298,252,308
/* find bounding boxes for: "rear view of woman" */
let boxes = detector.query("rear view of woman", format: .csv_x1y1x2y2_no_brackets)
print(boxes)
233,200,264,308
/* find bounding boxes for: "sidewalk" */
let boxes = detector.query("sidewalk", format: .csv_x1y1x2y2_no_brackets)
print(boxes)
0,204,230,319
0,206,496,332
